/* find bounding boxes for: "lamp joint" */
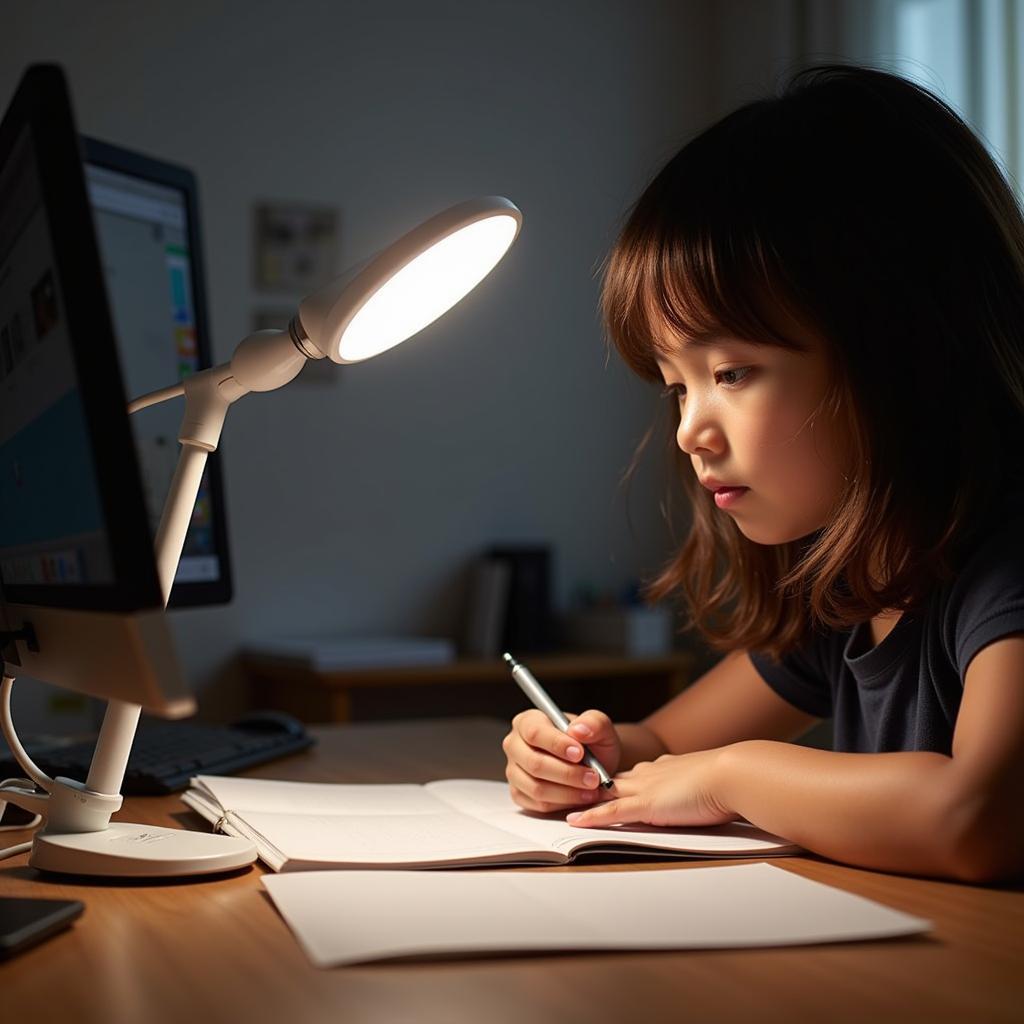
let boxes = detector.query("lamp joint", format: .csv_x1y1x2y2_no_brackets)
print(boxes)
289,316,324,359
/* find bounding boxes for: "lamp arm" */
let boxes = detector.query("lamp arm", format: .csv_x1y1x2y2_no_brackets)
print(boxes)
137,365,232,604
84,329,307,796
127,382,185,414
149,327,308,592
82,370,232,793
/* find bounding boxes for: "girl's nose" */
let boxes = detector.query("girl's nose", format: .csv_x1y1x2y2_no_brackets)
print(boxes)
676,403,724,456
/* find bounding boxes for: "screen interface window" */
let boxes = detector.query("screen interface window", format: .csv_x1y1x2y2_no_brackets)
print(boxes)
0,130,113,587
86,162,220,585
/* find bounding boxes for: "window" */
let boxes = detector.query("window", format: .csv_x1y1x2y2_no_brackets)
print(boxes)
800,0,1024,193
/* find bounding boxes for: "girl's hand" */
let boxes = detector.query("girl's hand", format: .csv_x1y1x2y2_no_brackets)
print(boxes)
565,749,736,829
502,708,622,814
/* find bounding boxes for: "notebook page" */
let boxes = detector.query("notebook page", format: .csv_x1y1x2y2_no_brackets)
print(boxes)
426,779,796,856
241,809,557,869
263,862,931,966
188,776,559,868
192,775,442,816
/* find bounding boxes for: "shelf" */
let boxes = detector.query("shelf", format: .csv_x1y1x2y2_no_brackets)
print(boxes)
242,650,697,723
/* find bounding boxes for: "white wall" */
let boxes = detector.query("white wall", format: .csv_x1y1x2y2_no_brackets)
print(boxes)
707,0,803,116
1,0,715,723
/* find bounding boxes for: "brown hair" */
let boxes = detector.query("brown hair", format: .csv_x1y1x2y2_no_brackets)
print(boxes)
602,65,1024,659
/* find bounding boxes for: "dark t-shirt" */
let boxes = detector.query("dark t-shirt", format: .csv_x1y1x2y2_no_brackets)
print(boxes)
749,508,1024,755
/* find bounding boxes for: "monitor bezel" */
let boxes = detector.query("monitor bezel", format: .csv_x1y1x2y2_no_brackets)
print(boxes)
0,65,164,612
81,135,233,608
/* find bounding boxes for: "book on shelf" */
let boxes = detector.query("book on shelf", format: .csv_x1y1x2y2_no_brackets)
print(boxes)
181,775,799,871
461,558,511,657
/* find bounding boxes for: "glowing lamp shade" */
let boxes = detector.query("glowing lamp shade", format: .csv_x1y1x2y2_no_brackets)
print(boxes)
298,196,522,364
341,213,518,361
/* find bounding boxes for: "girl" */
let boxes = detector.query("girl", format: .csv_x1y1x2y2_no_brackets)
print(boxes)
501,64,1024,884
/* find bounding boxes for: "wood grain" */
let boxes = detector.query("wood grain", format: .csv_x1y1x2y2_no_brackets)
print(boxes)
1,717,1021,1024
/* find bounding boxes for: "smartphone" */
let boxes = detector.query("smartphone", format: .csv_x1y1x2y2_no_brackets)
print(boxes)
0,897,84,960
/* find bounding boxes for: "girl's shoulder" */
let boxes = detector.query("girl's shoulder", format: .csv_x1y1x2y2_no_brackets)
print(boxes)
948,490,1024,592
938,494,1024,675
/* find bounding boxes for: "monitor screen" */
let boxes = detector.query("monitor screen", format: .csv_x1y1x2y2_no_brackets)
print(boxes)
83,139,231,606
0,63,188,712
0,129,117,590
0,64,163,617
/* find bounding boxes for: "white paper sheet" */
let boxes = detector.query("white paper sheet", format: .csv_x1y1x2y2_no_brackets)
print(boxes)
262,862,931,967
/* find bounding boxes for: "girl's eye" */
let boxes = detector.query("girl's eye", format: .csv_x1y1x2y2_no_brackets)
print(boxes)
716,366,752,386
660,367,752,400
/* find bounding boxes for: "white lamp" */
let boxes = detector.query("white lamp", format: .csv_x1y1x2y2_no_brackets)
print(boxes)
300,195,521,363
19,196,522,876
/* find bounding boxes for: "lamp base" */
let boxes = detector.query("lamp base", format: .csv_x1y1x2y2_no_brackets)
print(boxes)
29,822,257,877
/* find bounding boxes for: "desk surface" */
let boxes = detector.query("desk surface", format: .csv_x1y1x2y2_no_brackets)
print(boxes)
1,718,1022,1024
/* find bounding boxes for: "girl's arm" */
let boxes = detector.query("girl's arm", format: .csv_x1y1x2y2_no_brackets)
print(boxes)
721,634,1024,882
503,651,819,814
570,635,1024,883
615,650,822,768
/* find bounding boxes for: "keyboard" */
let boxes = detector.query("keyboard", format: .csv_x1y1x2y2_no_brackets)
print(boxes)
0,712,315,795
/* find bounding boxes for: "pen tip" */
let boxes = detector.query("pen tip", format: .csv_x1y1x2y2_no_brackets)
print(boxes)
502,652,515,666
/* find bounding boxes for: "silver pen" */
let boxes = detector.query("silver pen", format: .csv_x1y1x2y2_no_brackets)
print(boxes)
503,652,614,788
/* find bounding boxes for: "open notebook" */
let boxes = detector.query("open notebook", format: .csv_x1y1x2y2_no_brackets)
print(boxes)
181,776,799,871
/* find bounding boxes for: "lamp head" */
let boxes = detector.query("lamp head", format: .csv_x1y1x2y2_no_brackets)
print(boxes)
295,196,521,364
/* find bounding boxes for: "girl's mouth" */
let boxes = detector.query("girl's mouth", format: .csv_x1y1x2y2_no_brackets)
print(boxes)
713,486,749,509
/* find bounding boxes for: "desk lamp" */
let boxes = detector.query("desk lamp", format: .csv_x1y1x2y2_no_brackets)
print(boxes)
3,196,521,876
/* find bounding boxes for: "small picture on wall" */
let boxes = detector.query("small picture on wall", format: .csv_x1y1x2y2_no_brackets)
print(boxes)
253,201,339,293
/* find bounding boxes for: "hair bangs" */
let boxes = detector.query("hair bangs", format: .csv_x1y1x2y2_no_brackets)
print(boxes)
602,190,808,380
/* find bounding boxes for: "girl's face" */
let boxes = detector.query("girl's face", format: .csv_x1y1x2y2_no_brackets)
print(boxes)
656,330,848,545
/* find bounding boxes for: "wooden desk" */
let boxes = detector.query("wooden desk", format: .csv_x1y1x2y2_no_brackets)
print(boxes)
244,651,696,722
1,718,1022,1024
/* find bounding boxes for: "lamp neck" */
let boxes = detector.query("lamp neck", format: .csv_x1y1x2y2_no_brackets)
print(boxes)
289,315,325,360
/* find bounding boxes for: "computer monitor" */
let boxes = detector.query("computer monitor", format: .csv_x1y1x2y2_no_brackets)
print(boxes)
83,137,232,608
0,64,191,715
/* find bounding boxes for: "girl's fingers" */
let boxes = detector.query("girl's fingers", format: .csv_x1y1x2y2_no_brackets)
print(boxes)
566,797,642,828
506,762,600,810
567,711,617,755
509,711,588,763
567,708,614,739
505,734,602,789
613,760,658,784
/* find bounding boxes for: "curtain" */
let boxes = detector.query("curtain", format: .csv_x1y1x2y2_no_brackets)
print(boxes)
796,0,1023,194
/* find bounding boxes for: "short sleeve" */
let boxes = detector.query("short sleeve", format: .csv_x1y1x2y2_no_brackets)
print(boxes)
948,524,1024,677
748,634,833,718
